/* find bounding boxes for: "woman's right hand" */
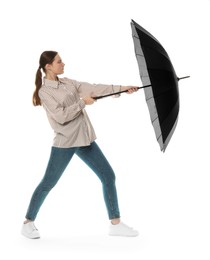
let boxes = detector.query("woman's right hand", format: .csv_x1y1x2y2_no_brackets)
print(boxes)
82,97,96,105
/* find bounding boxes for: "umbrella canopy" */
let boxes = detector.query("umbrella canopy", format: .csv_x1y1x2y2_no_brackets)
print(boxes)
131,19,189,152
94,20,189,151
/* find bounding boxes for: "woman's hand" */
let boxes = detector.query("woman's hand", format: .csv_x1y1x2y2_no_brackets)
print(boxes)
82,97,96,105
122,86,139,94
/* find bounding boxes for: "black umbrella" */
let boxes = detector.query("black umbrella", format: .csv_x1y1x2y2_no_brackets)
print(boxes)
130,19,189,151
94,20,189,151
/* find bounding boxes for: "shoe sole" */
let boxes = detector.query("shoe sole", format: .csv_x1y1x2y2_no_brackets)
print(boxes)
109,233,139,237
21,232,40,239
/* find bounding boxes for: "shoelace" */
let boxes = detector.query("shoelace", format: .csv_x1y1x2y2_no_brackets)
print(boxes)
30,223,38,231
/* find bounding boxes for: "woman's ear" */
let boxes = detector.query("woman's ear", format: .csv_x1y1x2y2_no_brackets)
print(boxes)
45,64,51,71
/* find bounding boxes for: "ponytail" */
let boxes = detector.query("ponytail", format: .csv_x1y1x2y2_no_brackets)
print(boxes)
32,51,58,106
32,67,42,106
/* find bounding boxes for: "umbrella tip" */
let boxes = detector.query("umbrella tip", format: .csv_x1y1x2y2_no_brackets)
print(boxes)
177,76,190,81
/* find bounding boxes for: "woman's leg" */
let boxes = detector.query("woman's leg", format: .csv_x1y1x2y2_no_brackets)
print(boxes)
25,146,76,221
76,141,120,220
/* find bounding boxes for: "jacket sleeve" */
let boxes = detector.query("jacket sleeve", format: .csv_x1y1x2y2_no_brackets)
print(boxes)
69,78,121,98
39,89,86,125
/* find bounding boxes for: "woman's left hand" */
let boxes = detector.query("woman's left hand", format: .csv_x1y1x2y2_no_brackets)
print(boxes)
122,86,139,94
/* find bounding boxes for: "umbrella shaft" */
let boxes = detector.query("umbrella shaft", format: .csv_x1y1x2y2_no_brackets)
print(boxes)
139,84,152,90
93,84,151,100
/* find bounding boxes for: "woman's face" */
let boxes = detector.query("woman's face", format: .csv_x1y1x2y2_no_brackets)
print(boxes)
46,54,65,75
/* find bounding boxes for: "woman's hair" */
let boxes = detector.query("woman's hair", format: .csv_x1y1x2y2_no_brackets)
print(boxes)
32,51,58,106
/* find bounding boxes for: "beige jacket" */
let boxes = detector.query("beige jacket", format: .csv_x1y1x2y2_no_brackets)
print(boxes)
39,77,121,148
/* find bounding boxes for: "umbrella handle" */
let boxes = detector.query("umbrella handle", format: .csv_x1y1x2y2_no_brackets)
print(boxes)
93,84,151,100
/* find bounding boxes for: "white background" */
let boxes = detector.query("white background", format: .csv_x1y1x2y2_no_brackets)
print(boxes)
1,0,210,259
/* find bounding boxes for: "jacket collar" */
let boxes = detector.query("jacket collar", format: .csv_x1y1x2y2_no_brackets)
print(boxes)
43,77,65,88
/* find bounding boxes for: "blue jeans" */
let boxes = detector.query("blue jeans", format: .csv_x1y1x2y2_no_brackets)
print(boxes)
25,141,120,221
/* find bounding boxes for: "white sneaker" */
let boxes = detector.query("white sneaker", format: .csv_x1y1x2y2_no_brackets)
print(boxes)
109,222,139,237
21,222,40,239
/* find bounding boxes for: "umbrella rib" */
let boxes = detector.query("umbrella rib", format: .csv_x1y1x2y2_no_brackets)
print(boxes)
146,96,153,102
151,117,163,144
133,32,171,61
144,45,171,62
152,116,159,124
153,123,163,145
157,134,162,141
133,35,140,40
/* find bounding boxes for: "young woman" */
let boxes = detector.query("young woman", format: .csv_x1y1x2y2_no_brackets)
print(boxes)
21,51,139,239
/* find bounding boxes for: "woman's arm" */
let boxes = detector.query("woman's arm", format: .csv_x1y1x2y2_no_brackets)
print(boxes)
77,81,120,97
39,89,86,125
70,79,138,98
